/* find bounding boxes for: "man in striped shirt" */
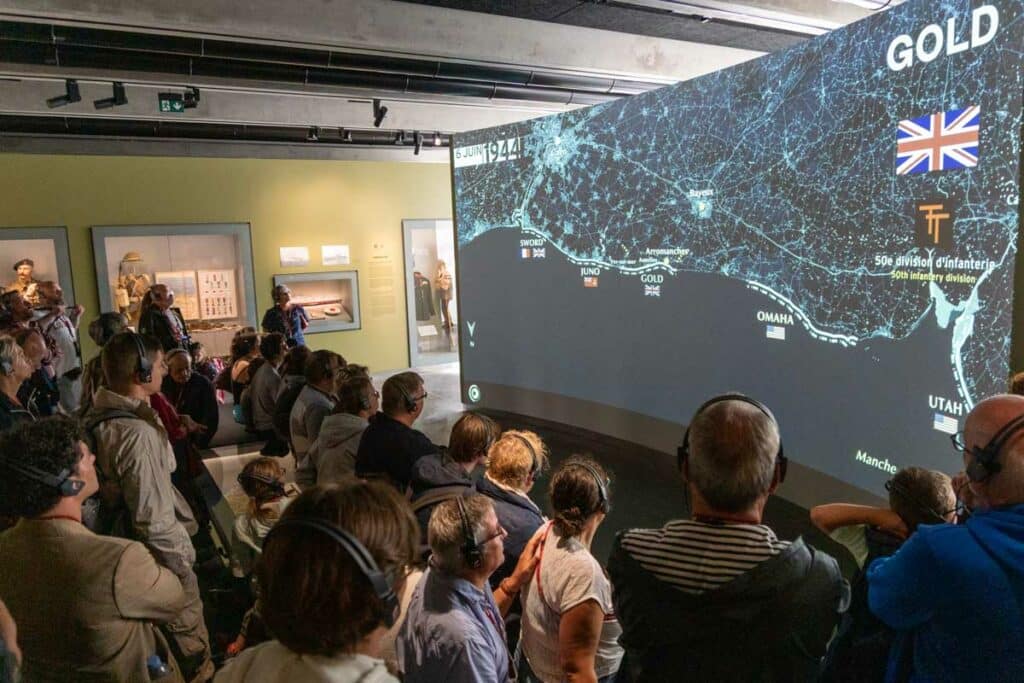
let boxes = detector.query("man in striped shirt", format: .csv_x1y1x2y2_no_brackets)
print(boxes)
608,394,848,682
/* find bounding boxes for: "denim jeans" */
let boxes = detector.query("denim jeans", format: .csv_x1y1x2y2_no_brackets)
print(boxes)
516,643,618,683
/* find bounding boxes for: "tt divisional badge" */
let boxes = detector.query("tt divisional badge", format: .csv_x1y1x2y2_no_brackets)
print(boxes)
914,194,958,251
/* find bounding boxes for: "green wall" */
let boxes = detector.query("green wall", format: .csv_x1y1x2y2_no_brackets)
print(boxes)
0,153,453,370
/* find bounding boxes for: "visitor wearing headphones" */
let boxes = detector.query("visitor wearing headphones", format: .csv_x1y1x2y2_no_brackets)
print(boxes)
868,394,1024,682
477,430,548,589
84,331,213,681
608,394,847,682
289,350,344,468
519,457,622,683
0,336,34,431
356,371,440,492
398,494,543,683
216,481,418,683
0,417,187,681
247,333,288,456
298,370,377,486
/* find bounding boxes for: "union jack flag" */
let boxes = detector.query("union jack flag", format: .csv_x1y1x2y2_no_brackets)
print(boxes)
896,106,980,175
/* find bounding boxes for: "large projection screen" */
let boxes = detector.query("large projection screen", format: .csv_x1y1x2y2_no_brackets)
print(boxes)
452,0,1024,506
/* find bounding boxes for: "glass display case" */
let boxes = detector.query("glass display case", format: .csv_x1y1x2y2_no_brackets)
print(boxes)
272,271,361,334
91,223,257,357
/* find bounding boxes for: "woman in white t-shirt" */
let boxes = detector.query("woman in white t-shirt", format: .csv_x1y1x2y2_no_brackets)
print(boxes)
520,457,623,683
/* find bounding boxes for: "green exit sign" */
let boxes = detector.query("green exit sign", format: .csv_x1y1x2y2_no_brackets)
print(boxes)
158,93,185,113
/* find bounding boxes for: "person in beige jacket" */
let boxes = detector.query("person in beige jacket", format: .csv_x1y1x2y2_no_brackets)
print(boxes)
0,416,187,682
84,332,213,681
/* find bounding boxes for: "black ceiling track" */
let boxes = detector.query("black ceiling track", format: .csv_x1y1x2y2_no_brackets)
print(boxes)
0,113,452,147
0,21,663,105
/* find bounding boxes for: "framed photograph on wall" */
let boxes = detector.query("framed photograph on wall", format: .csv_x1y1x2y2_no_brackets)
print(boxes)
0,226,76,306
91,223,258,357
273,271,361,334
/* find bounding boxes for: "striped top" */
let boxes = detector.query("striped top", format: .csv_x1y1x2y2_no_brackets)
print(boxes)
619,519,791,594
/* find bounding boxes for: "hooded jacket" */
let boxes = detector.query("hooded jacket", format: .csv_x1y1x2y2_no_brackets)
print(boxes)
608,531,847,682
868,504,1024,682
296,412,368,487
409,454,475,546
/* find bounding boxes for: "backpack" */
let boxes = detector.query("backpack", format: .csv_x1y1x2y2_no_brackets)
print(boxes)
820,526,905,683
81,408,145,533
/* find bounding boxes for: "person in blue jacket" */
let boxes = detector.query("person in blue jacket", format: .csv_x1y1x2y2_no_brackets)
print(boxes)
868,394,1024,682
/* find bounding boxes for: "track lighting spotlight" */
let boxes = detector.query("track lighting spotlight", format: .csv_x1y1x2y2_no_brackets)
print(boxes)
342,128,353,143
46,79,81,109
94,81,127,109
183,87,200,109
307,126,320,142
373,99,388,127
395,130,405,145
433,131,442,146
414,131,422,155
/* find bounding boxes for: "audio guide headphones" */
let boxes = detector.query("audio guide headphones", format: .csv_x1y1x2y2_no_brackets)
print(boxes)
884,478,950,525
397,382,419,413
237,470,287,498
0,457,84,498
964,413,1024,482
264,516,401,627
678,393,787,483
0,357,12,375
130,332,153,384
571,461,611,515
456,495,483,569
508,433,540,476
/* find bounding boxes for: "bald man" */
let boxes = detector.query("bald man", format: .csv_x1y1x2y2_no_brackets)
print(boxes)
868,394,1024,682
138,284,190,352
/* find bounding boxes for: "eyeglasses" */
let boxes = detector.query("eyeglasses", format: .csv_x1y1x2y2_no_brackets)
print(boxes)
412,392,428,403
950,431,967,452
479,523,507,545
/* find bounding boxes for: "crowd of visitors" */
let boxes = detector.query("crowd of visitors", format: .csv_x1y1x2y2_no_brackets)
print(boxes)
1,284,1024,682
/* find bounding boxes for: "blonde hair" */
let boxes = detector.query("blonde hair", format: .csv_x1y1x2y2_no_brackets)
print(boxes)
239,457,287,526
486,430,548,490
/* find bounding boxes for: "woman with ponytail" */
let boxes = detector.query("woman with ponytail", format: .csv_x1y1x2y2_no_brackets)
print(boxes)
519,456,623,683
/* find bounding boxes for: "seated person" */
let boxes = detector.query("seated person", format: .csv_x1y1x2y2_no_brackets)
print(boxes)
189,341,223,387
161,348,219,449
398,495,542,682
297,371,378,486
813,467,955,682
355,371,439,492
410,412,499,545
270,344,311,446
216,480,419,683
248,332,288,456
477,430,548,588
868,394,1024,682
14,327,59,418
608,394,848,682
289,350,344,466
0,336,34,431
520,457,622,683
227,457,301,658
0,417,187,681
227,332,260,409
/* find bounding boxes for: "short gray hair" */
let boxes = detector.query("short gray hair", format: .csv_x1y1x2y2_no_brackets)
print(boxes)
688,399,781,513
428,494,493,573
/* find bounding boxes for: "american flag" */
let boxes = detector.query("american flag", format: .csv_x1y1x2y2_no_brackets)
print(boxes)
933,413,958,435
521,248,532,259
896,106,980,175
766,325,786,340
644,284,661,297
583,276,599,288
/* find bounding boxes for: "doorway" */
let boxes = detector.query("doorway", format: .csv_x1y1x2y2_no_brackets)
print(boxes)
403,219,458,367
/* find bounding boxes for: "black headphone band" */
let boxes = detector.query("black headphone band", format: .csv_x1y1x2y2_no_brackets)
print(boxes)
0,457,84,497
265,517,399,627
679,393,786,475
129,332,152,382
455,495,482,569
237,470,286,497
507,433,539,475
885,479,948,524
966,413,1024,481
569,461,609,514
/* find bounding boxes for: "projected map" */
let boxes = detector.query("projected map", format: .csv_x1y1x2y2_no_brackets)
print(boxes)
453,0,1023,495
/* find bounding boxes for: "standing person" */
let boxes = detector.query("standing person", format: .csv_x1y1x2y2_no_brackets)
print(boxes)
271,344,311,447
519,458,622,683
0,417,187,682
216,481,419,683
608,394,847,682
399,495,543,682
34,281,84,413
868,394,1024,682
14,327,60,419
162,349,219,449
297,372,378,486
289,350,344,469
355,371,440,492
0,292,33,337
477,430,548,588
435,261,454,331
248,333,288,456
139,284,190,353
80,312,128,416
0,336,33,431
84,332,213,682
261,285,309,348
